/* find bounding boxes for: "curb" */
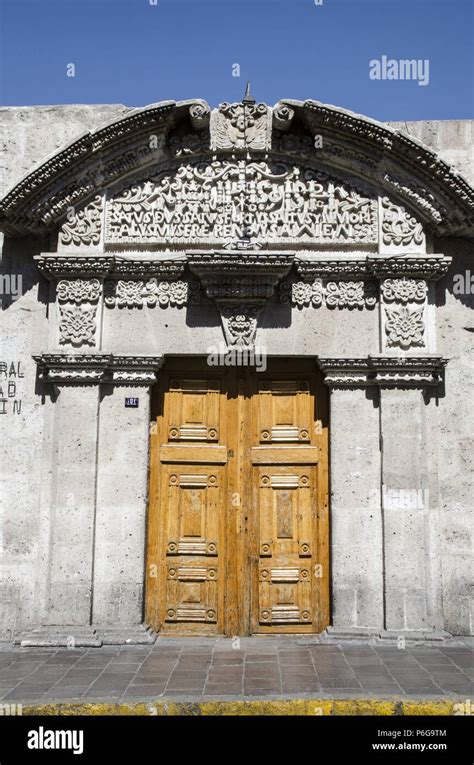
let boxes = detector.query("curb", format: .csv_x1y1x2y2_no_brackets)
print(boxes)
20,698,459,716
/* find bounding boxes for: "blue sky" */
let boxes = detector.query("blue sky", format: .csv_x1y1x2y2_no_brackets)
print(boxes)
0,0,472,120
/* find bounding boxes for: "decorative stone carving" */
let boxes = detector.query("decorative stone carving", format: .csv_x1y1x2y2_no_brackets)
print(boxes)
280,280,324,307
59,196,103,247
221,304,261,348
381,197,424,247
325,280,377,308
189,102,211,130
272,104,295,132
295,255,369,279
384,306,425,350
104,280,143,308
294,253,451,281
57,278,101,303
34,253,186,280
188,249,294,349
58,305,97,347
35,255,114,278
33,353,164,385
105,160,378,246
280,279,377,308
383,173,443,225
380,278,428,303
211,101,270,151
103,279,199,308
169,133,208,158
318,355,447,388
272,132,314,161
2,98,472,238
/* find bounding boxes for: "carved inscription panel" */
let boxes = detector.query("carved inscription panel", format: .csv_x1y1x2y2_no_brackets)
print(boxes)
105,160,379,246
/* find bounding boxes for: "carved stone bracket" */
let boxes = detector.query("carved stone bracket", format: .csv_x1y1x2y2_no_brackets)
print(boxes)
317,355,447,388
33,353,165,385
188,249,295,348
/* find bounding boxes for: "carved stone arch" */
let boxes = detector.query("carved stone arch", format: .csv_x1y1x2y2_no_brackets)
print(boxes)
1,97,473,239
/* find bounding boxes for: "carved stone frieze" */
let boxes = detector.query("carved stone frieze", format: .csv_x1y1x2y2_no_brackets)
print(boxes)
280,279,324,307
35,253,186,280
103,278,200,308
57,278,101,303
33,353,165,385
318,355,447,388
384,306,425,350
325,281,377,308
169,132,209,158
35,255,114,278
380,278,428,303
280,278,377,308
295,253,451,281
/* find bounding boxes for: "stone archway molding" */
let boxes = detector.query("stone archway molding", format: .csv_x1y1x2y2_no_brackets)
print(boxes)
1,97,473,238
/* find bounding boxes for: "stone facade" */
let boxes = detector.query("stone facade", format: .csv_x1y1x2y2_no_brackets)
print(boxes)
1,96,473,644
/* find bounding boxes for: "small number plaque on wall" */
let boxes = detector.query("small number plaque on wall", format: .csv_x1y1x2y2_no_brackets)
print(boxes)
125,397,139,408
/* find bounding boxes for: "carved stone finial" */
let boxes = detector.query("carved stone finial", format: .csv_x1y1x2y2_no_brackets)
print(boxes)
242,81,255,105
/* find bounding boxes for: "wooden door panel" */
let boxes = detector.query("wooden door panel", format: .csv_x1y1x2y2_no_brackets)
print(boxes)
258,380,312,443
167,378,220,442
256,465,316,628
147,362,329,636
154,375,227,635
163,467,223,628
251,375,324,634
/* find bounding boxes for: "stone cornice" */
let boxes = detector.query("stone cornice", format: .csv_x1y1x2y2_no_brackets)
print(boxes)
35,253,186,279
34,251,452,282
295,253,451,280
1,98,472,238
33,353,165,385
317,355,448,388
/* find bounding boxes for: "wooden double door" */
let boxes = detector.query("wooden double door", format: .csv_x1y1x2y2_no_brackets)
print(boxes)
146,358,329,636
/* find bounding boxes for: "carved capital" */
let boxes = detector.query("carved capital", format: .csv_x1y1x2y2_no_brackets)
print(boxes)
33,353,165,386
317,355,447,388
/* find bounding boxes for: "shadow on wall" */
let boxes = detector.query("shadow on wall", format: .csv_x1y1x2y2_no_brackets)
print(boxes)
436,236,474,311
1,234,49,310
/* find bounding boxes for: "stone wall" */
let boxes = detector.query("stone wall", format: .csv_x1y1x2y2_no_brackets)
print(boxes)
1,104,472,639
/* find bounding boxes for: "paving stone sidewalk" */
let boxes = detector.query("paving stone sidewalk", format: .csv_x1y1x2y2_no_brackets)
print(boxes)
0,638,472,704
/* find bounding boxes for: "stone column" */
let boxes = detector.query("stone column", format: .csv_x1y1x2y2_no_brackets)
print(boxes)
23,381,102,646
379,384,445,636
21,354,163,646
320,360,384,636
91,380,155,643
